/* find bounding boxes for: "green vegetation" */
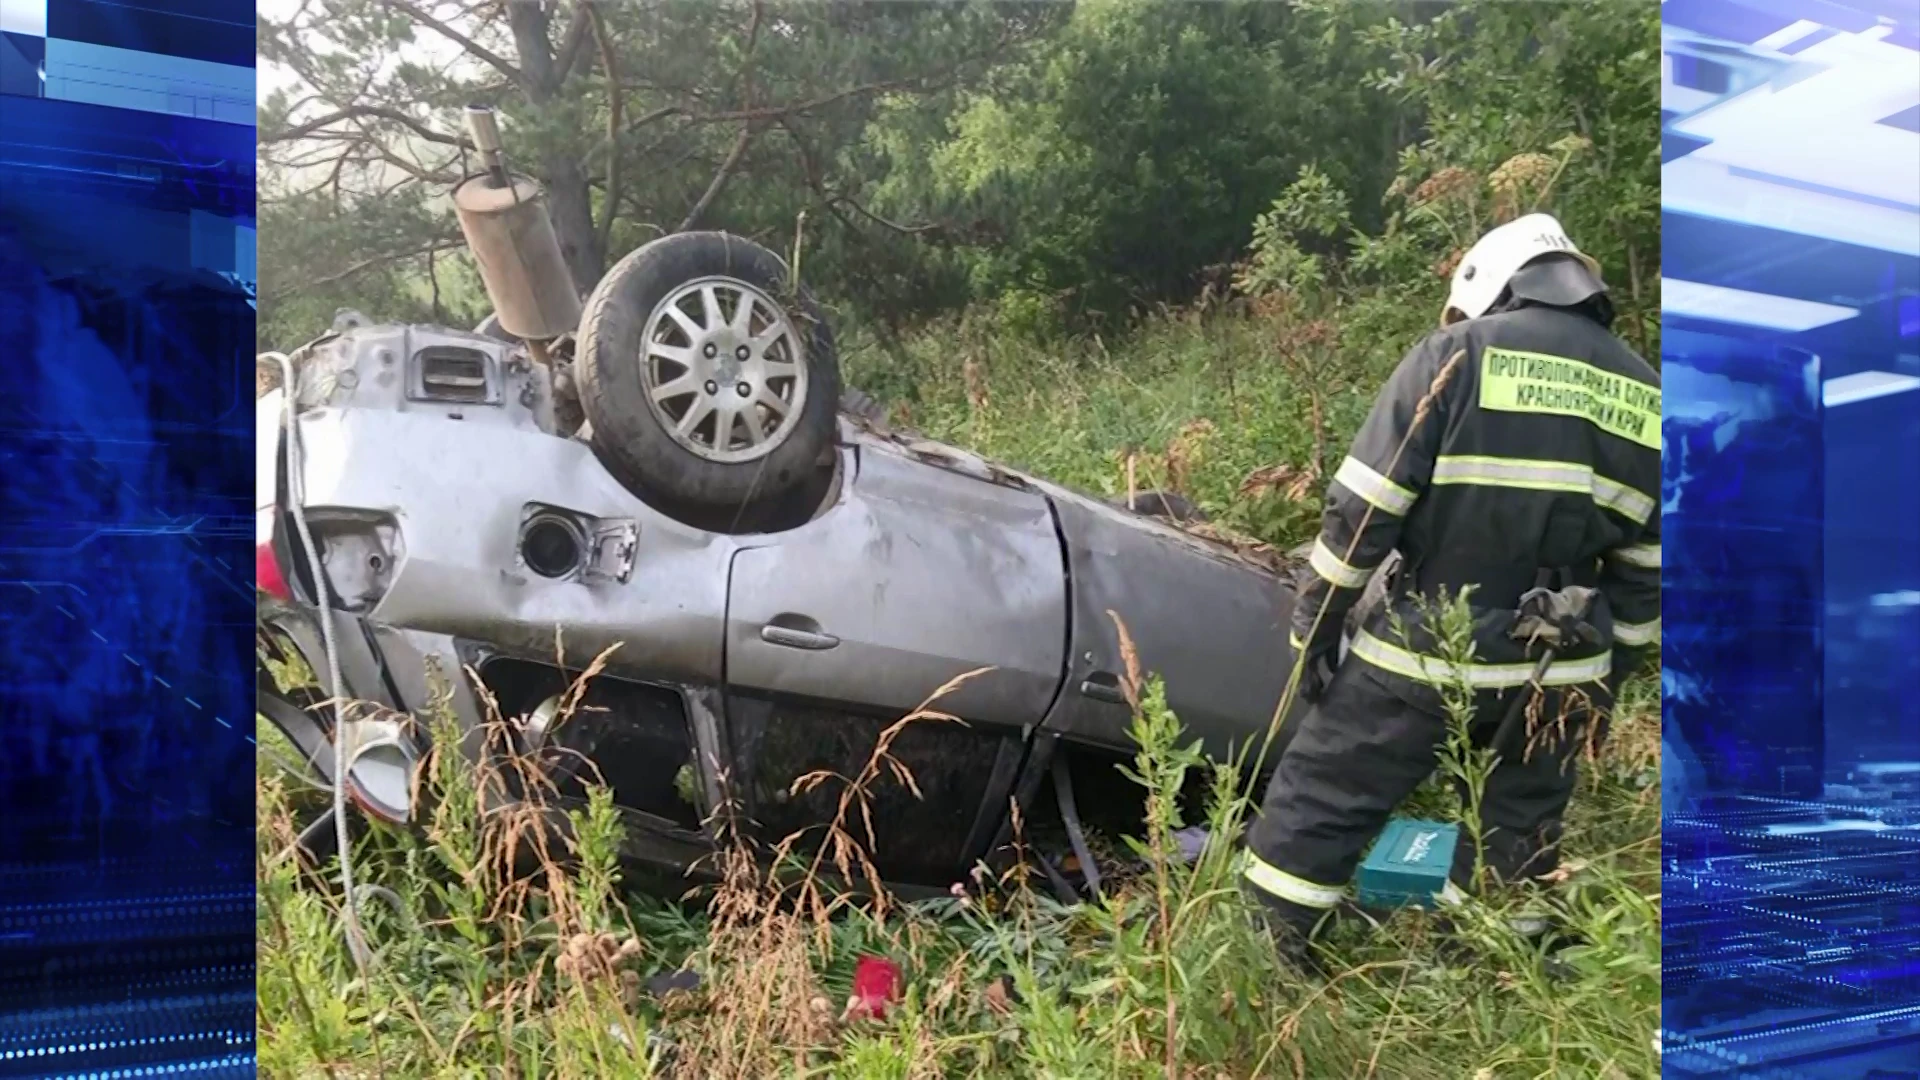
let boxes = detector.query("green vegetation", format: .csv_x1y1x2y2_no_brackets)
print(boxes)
258,620,1659,1078
258,1,1661,1075
258,0,1657,353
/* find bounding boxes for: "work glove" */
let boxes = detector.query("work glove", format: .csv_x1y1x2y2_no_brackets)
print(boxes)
1292,630,1341,703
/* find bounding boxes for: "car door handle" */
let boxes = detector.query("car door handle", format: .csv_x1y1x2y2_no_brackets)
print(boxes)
760,614,839,651
1079,672,1128,705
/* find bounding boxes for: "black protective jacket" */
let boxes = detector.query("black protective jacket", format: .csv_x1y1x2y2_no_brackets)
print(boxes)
1292,300,1661,696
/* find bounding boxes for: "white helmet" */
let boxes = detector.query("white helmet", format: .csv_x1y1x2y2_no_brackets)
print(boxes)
1442,213,1603,325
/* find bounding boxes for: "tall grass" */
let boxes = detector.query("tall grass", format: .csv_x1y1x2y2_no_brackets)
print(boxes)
257,302,1658,1078
257,655,1657,1076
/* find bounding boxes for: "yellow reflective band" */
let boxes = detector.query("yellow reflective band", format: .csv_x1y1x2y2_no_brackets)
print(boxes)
1479,347,1662,450
1349,629,1612,689
1430,457,1654,525
1432,455,1594,495
1592,474,1656,525
1608,544,1660,569
1243,853,1345,909
1289,632,1306,651
1310,538,1372,589
1614,618,1660,647
1334,456,1416,516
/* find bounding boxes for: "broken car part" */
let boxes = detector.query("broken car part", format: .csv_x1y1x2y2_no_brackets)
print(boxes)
1051,753,1103,899
264,349,375,969
452,106,582,343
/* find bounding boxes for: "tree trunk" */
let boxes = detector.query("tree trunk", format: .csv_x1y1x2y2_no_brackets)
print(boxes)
505,1,606,291
545,156,605,291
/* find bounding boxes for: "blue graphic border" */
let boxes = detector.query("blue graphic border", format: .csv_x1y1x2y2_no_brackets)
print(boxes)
0,2,257,1076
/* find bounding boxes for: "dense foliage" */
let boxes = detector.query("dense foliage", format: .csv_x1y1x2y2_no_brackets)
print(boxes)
258,0,1658,351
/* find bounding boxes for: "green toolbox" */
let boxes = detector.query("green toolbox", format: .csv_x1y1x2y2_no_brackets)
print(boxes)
1355,819,1459,909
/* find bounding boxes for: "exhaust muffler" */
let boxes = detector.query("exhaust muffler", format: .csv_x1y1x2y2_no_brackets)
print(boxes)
451,106,582,344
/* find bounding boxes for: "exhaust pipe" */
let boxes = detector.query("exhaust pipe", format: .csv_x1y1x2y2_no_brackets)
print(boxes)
451,106,582,344
464,105,509,187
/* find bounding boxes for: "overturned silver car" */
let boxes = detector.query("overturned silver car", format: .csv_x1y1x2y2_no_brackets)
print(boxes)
256,110,1311,896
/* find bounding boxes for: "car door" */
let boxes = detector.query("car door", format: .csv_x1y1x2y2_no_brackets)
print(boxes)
1036,484,1309,774
722,440,1068,885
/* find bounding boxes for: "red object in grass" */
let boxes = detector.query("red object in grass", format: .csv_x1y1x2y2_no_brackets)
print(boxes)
257,539,291,601
848,956,902,1020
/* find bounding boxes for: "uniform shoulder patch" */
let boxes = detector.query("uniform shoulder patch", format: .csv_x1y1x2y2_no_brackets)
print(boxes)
1477,347,1660,449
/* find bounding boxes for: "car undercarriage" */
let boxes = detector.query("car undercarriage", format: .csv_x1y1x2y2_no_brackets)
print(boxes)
256,109,1319,900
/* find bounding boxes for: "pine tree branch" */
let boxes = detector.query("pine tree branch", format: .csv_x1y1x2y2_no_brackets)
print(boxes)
261,238,466,305
586,1,622,255
677,124,757,233
265,105,468,148
377,0,527,89
555,2,596,82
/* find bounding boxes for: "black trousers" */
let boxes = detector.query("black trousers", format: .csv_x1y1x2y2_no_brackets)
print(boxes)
1242,658,1604,930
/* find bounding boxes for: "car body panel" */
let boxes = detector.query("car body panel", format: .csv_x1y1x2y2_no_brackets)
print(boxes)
270,327,746,818
289,322,556,432
1035,482,1307,767
290,385,737,687
726,441,1068,730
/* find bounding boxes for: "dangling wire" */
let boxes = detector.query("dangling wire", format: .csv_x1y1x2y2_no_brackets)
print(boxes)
262,349,373,972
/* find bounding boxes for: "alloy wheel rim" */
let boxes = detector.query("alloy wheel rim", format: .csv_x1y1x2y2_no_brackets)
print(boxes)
639,276,808,464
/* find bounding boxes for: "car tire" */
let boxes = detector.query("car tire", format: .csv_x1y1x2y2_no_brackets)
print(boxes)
575,232,840,513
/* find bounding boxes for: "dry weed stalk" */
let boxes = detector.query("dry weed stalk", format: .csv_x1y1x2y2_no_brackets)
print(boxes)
1516,673,1643,787
1517,683,1599,774
447,640,647,1060
451,643,621,930
262,635,653,1072
1250,960,1413,1080
676,829,832,1077
1250,348,1468,778
963,352,990,422
679,667,991,1077
1239,461,1319,505
776,666,988,929
1258,292,1336,482
1165,418,1217,497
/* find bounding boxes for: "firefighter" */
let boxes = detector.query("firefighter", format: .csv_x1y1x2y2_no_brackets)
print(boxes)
1241,213,1661,965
